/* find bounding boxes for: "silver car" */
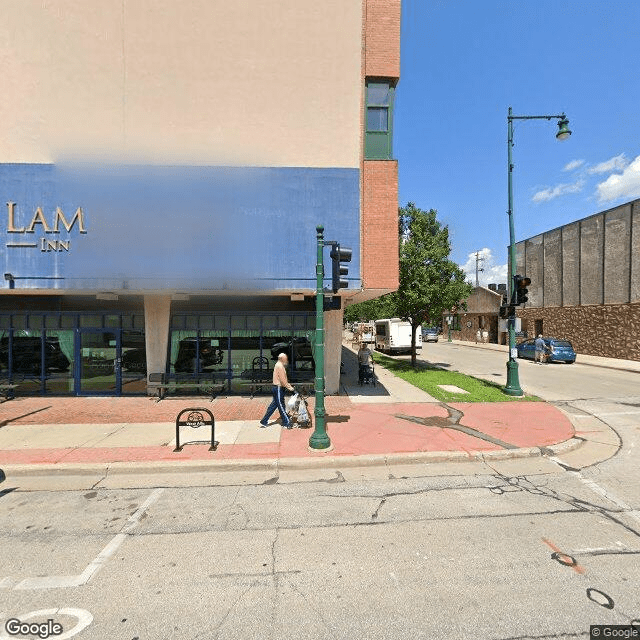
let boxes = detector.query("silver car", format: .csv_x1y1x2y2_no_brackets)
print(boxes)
422,327,439,343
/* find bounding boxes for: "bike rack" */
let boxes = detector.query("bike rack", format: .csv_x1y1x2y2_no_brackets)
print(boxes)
174,407,218,452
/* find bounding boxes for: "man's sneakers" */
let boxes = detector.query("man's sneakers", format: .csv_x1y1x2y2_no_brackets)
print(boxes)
259,421,268,428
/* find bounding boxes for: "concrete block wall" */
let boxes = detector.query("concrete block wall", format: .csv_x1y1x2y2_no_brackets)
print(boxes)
518,302,640,360
516,200,639,308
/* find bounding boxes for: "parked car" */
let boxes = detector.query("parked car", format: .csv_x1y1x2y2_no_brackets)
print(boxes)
422,327,439,343
121,347,147,372
0,336,70,374
270,337,314,362
516,337,576,363
174,338,225,373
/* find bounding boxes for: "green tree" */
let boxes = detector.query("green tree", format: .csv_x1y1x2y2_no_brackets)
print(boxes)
344,295,394,324
394,203,472,368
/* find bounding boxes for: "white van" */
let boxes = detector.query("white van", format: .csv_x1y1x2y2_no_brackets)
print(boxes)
375,318,422,354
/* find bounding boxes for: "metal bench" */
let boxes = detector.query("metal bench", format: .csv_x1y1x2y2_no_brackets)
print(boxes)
147,373,225,401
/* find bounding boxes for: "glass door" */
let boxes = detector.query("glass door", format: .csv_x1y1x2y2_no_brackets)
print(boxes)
77,329,120,395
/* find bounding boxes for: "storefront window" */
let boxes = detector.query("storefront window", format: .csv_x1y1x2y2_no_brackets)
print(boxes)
44,329,75,394
121,330,146,394
80,315,102,328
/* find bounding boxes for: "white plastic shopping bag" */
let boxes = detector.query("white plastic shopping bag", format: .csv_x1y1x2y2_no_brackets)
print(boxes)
286,393,299,412
297,399,309,423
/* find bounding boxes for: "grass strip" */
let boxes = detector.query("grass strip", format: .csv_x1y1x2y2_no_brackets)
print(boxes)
372,352,541,403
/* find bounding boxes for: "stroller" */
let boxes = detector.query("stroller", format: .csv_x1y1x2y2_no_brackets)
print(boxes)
286,392,312,428
358,362,376,386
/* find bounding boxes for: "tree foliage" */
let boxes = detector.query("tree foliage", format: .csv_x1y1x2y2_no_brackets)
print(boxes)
395,203,472,366
345,203,472,367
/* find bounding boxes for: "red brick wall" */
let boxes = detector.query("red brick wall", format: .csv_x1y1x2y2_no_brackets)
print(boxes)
362,160,399,290
364,0,401,78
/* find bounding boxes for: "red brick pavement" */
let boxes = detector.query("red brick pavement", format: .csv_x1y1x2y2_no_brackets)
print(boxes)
0,401,575,465
0,395,355,425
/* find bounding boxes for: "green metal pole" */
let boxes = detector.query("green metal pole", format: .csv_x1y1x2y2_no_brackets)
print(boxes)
309,225,331,449
505,107,523,396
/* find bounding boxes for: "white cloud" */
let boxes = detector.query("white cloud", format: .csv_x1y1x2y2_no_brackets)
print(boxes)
596,154,640,202
532,179,584,203
587,153,629,175
563,159,585,172
460,248,507,287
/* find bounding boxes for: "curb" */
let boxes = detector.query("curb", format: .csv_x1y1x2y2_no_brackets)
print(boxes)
0,437,583,478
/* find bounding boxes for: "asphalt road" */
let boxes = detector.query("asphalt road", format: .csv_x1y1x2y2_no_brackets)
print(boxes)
416,341,640,402
1,343,639,639
1,463,639,639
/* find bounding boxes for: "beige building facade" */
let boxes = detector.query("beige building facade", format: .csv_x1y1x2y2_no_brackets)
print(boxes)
0,0,402,396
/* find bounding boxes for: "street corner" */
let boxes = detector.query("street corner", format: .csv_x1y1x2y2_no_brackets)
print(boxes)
449,401,575,449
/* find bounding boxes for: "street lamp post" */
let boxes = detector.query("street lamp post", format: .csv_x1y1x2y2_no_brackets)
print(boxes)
504,107,571,396
309,225,330,450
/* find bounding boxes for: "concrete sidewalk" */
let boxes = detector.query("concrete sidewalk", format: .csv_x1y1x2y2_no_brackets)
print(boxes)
7,341,626,477
0,354,584,476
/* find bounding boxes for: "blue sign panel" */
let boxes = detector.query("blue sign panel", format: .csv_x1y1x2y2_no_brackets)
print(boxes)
0,164,360,291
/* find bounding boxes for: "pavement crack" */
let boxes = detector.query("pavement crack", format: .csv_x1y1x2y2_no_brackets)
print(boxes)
371,497,386,520
193,581,253,640
90,465,110,490
484,465,640,539
270,528,278,575
223,486,246,530
284,577,339,640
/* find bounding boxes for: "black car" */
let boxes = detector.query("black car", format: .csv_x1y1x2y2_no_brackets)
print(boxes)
174,338,225,373
270,337,314,362
121,347,147,372
0,336,70,374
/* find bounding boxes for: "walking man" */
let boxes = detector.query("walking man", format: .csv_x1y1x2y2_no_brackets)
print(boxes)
534,334,546,364
260,352,295,428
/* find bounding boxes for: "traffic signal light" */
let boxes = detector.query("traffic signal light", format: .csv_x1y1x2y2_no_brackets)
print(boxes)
513,275,531,306
330,243,352,293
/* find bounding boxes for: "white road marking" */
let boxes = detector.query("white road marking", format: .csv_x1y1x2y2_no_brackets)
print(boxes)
122,487,164,533
5,488,164,591
549,456,640,525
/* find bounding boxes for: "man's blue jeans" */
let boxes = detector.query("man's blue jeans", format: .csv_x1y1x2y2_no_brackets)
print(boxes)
260,386,290,427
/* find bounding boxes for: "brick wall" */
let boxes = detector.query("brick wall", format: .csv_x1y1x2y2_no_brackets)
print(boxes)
445,314,500,343
518,302,640,360
364,0,401,78
362,160,399,290
360,0,400,294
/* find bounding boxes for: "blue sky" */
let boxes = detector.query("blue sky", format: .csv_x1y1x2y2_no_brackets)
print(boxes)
395,0,640,285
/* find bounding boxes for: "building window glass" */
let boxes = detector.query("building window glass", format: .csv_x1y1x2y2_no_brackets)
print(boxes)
365,80,395,159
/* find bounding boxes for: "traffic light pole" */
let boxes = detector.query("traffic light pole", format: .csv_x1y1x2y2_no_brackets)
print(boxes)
505,109,523,396
309,225,331,450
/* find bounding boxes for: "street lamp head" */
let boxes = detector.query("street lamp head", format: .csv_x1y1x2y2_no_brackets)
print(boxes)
556,116,571,140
